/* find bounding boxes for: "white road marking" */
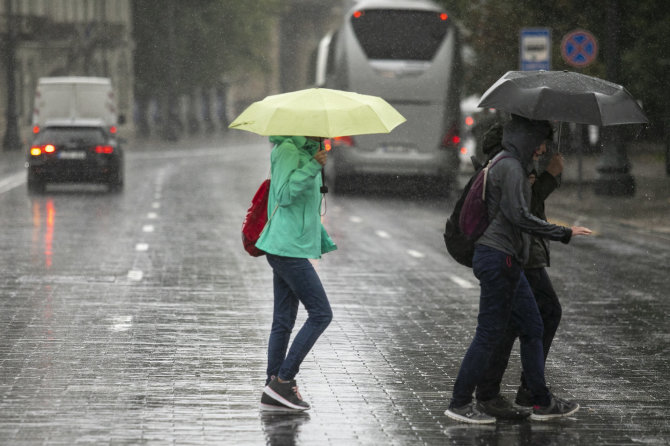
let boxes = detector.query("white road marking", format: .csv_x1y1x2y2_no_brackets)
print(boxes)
407,250,425,258
448,274,476,289
110,316,133,332
147,212,158,219
135,243,149,252
0,172,26,194
127,270,143,281
375,230,391,239
349,216,363,223
152,202,160,209
142,225,154,233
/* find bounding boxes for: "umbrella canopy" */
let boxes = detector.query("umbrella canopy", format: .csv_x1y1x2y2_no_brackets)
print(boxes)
478,70,648,126
229,88,406,138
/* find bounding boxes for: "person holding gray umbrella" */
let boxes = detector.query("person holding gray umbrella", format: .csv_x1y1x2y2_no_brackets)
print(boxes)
445,115,593,424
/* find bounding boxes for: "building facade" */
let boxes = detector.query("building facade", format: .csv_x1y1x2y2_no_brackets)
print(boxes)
1,0,134,148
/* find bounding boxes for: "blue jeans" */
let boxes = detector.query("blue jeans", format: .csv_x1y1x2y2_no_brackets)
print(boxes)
476,267,562,401
266,254,333,383
449,245,551,408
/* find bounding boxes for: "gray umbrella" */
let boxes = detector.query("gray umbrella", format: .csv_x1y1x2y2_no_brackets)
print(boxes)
477,70,648,126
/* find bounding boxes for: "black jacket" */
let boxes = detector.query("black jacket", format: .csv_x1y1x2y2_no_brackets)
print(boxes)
526,171,560,268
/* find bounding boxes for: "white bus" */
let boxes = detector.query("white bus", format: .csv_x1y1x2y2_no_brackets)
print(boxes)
313,0,464,193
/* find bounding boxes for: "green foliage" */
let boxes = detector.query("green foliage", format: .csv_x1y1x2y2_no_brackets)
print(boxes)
132,0,281,98
435,0,669,137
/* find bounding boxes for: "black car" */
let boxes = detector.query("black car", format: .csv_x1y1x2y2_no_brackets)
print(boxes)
27,126,124,193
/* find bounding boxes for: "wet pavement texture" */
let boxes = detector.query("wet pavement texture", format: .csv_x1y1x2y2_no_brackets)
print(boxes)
0,133,668,445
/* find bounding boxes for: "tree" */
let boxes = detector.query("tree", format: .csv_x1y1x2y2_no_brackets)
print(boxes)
132,0,282,138
437,0,668,141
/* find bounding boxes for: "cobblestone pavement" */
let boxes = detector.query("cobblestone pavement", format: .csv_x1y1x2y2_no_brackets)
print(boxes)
0,134,667,445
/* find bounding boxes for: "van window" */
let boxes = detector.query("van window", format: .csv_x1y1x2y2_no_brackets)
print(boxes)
351,10,449,61
35,127,107,145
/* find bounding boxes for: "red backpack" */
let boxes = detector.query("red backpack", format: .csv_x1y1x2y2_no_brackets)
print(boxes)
242,179,271,257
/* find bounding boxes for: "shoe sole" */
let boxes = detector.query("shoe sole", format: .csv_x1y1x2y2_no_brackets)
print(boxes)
263,387,310,411
445,409,496,424
530,404,580,421
259,402,305,413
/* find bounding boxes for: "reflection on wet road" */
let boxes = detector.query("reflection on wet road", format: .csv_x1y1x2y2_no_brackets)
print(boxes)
0,134,667,445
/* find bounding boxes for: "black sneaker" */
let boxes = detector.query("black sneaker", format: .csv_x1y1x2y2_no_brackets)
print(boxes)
445,402,496,424
477,394,531,420
530,394,580,421
514,386,534,408
263,378,310,411
260,392,294,412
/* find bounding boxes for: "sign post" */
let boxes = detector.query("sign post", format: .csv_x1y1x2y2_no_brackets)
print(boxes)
520,28,551,71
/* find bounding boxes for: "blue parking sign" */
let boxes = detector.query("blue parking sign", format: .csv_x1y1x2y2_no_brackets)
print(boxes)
520,28,551,71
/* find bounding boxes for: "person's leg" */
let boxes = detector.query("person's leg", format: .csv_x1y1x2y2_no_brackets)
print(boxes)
268,256,333,381
511,272,551,407
449,246,520,409
519,268,562,390
474,321,518,402
266,256,300,384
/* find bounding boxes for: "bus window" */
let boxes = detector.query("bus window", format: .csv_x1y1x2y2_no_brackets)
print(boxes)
351,10,449,61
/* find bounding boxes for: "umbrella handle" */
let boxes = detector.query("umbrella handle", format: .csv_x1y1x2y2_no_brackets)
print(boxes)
318,138,328,194
321,167,328,194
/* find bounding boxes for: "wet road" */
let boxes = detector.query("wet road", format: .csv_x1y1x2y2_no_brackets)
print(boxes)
0,132,668,445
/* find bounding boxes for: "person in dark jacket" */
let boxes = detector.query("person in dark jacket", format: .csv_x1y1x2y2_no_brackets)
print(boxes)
444,115,592,424
475,147,569,418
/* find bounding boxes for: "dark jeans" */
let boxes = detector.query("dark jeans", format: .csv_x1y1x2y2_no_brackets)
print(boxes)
449,245,551,408
266,254,333,384
476,267,562,400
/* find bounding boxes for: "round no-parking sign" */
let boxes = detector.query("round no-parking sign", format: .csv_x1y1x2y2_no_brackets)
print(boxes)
561,29,598,67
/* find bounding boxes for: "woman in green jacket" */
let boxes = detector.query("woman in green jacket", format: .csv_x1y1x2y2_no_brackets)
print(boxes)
257,135,337,412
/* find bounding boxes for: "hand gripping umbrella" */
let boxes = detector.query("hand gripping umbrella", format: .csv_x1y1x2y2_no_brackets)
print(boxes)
229,88,406,192
477,70,648,127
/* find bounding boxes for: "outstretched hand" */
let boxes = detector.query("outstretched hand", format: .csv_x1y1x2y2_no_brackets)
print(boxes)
571,226,593,236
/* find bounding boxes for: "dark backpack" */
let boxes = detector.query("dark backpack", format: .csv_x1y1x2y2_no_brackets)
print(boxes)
443,155,509,267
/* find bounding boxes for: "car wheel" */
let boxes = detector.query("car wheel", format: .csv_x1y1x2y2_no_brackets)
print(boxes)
27,177,45,194
108,168,124,192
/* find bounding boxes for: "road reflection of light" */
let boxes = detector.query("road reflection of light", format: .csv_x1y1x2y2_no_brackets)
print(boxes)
33,200,56,268
45,199,55,268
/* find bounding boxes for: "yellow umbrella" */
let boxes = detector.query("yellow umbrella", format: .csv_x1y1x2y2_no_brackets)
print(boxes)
229,88,406,138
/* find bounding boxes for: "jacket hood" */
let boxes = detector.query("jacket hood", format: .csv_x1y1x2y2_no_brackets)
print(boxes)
501,115,553,168
269,135,322,153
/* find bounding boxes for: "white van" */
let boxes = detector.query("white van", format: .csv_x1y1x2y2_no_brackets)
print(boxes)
27,77,124,193
32,77,120,132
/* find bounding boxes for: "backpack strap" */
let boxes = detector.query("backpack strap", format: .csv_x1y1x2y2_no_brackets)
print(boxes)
482,154,512,221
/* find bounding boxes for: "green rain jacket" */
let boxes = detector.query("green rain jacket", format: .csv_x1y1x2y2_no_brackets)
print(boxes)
255,136,337,259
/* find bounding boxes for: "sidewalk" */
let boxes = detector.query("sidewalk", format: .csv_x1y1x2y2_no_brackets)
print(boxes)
548,149,670,236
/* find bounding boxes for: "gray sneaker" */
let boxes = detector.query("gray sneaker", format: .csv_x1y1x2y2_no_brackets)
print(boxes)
477,394,530,420
445,402,496,424
530,394,580,421
263,378,310,411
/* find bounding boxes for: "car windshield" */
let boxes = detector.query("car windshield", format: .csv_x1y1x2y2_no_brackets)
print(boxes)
351,9,449,61
34,127,107,145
